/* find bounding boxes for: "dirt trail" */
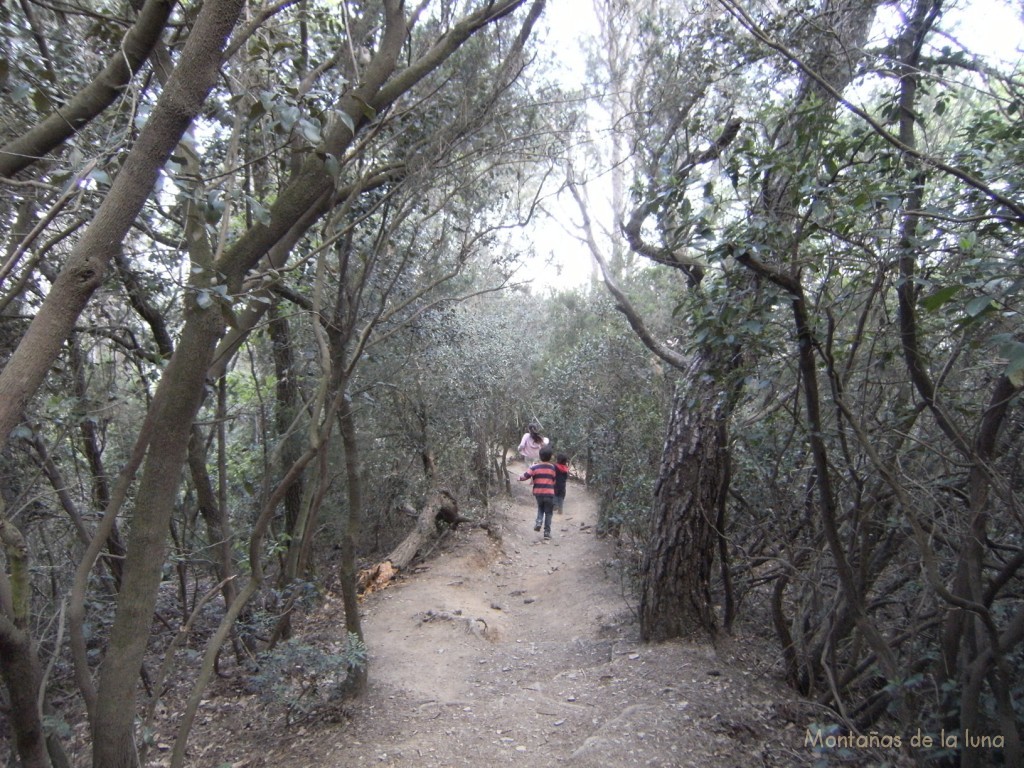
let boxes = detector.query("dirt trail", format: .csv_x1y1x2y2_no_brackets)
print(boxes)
243,470,808,767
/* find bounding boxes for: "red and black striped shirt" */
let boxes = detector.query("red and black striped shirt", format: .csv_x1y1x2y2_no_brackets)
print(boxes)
522,462,556,496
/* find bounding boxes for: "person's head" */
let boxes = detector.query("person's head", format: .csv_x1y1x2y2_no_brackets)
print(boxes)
556,453,568,465
528,422,542,439
539,446,553,462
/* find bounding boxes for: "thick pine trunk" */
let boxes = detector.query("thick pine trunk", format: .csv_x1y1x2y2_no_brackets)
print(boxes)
639,358,726,641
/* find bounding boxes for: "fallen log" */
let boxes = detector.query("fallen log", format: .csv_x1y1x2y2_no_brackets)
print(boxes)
358,488,468,594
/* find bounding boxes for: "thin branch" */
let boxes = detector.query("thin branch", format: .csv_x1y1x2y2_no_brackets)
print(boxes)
567,174,689,371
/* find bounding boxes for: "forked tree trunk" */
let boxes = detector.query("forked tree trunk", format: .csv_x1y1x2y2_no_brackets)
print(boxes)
639,355,727,640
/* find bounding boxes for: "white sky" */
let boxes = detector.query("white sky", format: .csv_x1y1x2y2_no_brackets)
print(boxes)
510,0,600,292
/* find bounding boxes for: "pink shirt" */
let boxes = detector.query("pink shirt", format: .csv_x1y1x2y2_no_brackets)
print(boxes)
518,432,548,461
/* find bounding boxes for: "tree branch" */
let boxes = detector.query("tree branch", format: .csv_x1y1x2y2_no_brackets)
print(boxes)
0,0,177,178
567,175,689,371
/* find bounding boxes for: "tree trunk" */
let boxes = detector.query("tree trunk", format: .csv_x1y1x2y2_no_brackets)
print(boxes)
639,356,726,641
632,0,881,646
0,626,50,768
70,338,128,588
337,391,368,696
0,510,51,768
187,427,238,611
91,307,226,768
269,305,305,546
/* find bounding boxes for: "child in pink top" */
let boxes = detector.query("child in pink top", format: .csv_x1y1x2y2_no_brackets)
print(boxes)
517,423,548,464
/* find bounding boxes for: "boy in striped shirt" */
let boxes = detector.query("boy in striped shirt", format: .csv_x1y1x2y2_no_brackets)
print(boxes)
520,446,556,539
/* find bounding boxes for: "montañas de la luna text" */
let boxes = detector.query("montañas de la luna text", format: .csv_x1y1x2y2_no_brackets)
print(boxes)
805,728,1005,751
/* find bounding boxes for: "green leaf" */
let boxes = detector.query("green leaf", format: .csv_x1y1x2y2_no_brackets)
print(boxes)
965,295,994,317
325,153,341,181
1000,341,1024,387
920,284,961,312
88,168,111,186
10,425,34,441
337,111,355,135
249,198,271,226
358,100,377,120
298,118,322,144
32,89,52,114
248,100,266,123
277,104,299,129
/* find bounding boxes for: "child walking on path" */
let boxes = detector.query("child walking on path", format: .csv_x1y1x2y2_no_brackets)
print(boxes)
517,423,549,465
553,454,569,514
520,446,556,539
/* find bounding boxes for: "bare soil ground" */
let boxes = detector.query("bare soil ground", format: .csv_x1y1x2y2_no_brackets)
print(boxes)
162,470,823,767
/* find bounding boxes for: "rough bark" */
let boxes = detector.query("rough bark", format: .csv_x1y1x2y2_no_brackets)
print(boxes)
639,356,725,640
599,0,884,649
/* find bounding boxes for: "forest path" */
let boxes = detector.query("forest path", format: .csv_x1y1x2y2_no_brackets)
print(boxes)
247,468,806,767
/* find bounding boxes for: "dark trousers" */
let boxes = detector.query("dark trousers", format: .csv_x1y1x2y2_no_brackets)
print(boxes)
534,495,554,536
